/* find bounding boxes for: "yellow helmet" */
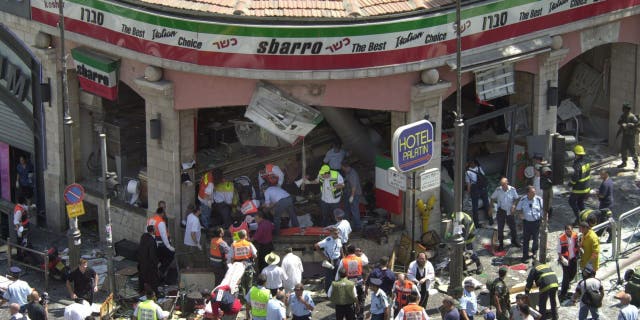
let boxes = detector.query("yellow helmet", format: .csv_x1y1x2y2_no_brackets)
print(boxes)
318,164,331,175
573,145,586,156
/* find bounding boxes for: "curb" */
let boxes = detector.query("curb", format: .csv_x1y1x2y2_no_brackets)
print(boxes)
597,245,640,281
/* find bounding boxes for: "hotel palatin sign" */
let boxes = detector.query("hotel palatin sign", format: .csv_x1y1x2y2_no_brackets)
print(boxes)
31,0,628,71
71,47,120,100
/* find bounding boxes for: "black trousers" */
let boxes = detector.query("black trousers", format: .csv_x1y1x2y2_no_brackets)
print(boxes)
336,304,355,320
569,193,587,219
522,220,540,259
418,281,429,308
539,288,558,320
157,244,175,276
496,209,518,245
560,258,578,297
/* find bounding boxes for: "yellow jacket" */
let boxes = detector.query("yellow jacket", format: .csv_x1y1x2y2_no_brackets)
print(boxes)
580,229,600,270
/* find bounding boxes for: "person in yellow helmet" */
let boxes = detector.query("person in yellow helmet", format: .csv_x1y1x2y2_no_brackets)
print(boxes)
568,145,591,226
305,164,345,226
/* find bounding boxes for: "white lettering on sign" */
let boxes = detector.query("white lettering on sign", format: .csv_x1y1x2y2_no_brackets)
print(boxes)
420,168,440,192
388,168,407,192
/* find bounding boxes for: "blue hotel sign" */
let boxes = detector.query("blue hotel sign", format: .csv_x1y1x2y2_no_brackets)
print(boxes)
392,120,434,172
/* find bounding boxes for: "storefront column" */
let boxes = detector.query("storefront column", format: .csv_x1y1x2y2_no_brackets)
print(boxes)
533,46,568,136
32,42,67,232
391,79,450,239
133,78,184,241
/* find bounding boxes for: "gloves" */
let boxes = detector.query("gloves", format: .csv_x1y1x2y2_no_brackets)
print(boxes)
349,196,354,203
167,245,175,252
197,244,202,251
15,181,19,188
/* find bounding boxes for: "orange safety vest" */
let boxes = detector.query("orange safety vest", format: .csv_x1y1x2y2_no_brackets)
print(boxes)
262,164,279,186
342,255,363,278
14,204,28,226
147,214,169,241
229,222,250,242
210,237,226,260
559,232,579,258
198,171,213,200
394,281,414,308
232,239,254,261
402,303,426,320
240,200,259,215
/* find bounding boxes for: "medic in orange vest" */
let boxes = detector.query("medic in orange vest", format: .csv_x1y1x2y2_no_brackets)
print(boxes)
395,293,428,320
258,163,284,189
229,212,251,241
13,196,30,256
393,274,420,313
231,230,257,262
335,245,369,280
147,207,175,252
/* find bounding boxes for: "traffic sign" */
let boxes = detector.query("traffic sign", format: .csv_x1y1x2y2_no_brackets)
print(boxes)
66,202,86,218
387,167,407,191
64,183,85,204
392,120,434,172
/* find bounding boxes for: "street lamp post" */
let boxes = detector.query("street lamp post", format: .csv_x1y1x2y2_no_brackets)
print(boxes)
448,0,465,295
58,0,81,269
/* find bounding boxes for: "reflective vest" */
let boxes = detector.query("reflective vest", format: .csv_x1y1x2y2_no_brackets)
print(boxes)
329,278,357,305
240,199,259,215
215,181,237,207
394,281,414,308
14,204,28,226
232,239,253,261
451,212,475,244
319,170,342,199
147,215,168,242
137,299,158,320
248,286,270,317
198,171,213,201
229,222,249,242
530,263,559,293
559,232,579,259
570,158,591,194
342,255,363,278
209,237,226,261
402,303,426,320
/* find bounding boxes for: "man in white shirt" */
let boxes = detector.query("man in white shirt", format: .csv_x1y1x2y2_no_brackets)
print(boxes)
63,299,92,320
259,164,285,189
183,204,203,268
306,165,344,226
615,291,638,320
281,248,303,293
2,267,33,308
490,177,520,251
263,185,298,235
407,253,434,309
262,252,288,296
330,209,352,252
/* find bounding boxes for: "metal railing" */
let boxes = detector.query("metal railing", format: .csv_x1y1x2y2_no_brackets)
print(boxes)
3,238,50,290
591,218,615,263
617,206,640,258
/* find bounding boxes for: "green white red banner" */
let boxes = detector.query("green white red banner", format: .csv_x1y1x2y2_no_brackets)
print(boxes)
71,47,119,100
31,0,636,71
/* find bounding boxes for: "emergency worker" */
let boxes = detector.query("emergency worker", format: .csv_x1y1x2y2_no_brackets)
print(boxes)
392,274,420,317
259,163,285,189
557,224,579,301
212,168,238,229
451,212,482,274
133,290,167,320
569,145,591,225
394,293,428,320
579,208,613,242
525,261,559,320
305,164,344,226
335,245,367,320
232,230,257,297
13,196,30,260
146,207,175,278
617,102,639,170
198,169,215,229
209,227,231,286
328,269,359,320
245,274,271,320
230,212,250,242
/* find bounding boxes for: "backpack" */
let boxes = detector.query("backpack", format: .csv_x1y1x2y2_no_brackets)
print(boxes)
580,279,603,307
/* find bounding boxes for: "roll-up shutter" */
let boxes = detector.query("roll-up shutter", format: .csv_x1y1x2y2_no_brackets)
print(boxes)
0,100,34,152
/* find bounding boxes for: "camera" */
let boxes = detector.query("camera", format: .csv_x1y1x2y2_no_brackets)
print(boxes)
40,292,49,306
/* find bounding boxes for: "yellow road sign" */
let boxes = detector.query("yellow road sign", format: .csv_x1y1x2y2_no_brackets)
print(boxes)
66,202,85,218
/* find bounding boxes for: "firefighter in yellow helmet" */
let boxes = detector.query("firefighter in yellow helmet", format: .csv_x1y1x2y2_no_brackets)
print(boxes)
568,145,591,226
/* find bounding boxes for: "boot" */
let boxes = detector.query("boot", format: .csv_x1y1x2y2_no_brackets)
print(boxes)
618,161,627,168
634,160,639,171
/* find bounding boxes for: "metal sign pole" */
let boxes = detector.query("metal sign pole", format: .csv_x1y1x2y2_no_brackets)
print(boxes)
100,134,116,294
410,170,417,260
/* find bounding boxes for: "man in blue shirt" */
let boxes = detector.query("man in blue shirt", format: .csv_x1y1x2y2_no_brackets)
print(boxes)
368,278,389,320
16,156,34,200
597,170,614,210
315,227,343,293
266,290,287,320
515,186,544,263
2,267,33,311
288,283,314,320
460,280,478,320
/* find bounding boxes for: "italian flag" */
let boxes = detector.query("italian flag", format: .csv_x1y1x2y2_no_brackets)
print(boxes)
71,47,120,100
375,155,402,215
